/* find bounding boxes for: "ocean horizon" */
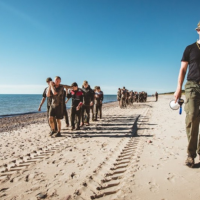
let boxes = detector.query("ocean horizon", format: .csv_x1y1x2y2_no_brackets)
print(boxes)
0,94,117,117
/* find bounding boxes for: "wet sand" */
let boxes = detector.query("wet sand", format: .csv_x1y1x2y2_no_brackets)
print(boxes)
1,96,199,200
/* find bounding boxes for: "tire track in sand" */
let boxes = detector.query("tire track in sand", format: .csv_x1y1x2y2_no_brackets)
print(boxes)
0,136,74,184
73,108,149,200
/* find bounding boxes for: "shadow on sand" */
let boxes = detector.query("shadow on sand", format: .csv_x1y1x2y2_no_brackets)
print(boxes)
61,114,157,139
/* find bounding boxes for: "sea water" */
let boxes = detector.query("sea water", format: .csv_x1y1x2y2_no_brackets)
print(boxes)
0,94,117,117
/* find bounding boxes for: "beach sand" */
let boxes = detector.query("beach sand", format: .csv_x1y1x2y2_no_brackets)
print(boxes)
0,96,200,200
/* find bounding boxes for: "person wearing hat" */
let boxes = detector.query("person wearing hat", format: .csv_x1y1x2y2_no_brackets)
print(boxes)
67,82,83,130
174,21,200,168
38,77,57,132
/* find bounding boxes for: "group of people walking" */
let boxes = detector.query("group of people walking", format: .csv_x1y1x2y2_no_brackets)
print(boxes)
38,76,103,137
117,87,147,108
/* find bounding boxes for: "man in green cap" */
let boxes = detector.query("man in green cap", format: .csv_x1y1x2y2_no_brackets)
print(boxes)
174,21,200,168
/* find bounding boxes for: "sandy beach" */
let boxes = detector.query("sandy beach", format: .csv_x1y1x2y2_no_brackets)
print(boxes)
0,95,200,200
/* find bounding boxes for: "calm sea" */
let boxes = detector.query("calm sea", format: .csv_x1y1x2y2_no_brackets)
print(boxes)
0,94,117,117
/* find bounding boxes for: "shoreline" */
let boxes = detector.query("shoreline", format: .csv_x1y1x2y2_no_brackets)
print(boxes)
0,100,117,119
0,101,118,133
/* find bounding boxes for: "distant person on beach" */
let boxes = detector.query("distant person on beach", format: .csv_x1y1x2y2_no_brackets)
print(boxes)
46,76,71,137
144,92,148,102
155,92,158,102
174,21,200,167
135,91,139,103
94,86,104,120
80,80,94,126
121,87,127,107
117,88,121,106
129,90,134,104
126,90,130,104
38,77,57,132
67,82,83,130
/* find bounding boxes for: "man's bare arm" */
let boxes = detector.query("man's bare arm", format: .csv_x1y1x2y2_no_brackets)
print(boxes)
51,86,57,95
47,81,57,95
61,84,73,90
38,97,46,111
174,61,188,102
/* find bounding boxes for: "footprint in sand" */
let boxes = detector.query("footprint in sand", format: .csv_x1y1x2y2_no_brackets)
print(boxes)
167,173,175,183
148,181,159,192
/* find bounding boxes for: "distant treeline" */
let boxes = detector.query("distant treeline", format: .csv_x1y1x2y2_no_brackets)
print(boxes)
159,90,185,95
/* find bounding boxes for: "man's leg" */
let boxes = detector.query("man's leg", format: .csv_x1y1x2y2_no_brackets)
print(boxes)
81,105,85,126
90,105,94,121
99,104,102,119
48,106,57,130
120,99,122,108
93,104,97,120
63,106,69,126
49,116,55,135
185,83,200,166
75,109,81,130
122,99,125,107
52,119,62,137
71,108,75,130
53,117,57,131
56,119,61,132
53,105,63,137
86,105,90,124
185,98,200,158
47,106,50,128
96,104,99,119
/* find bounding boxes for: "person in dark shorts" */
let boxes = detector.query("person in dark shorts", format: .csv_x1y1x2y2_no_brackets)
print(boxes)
94,86,104,120
38,77,57,131
67,82,83,131
46,76,71,137
80,80,94,126
174,21,200,167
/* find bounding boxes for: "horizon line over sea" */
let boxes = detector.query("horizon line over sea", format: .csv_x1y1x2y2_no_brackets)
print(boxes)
0,93,117,95
0,94,117,117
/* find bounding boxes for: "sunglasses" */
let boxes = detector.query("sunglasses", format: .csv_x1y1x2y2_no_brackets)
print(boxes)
197,29,200,31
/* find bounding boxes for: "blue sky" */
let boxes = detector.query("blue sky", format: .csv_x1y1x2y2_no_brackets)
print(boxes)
0,0,199,94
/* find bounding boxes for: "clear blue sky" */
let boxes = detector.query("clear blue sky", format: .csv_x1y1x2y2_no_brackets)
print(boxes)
0,0,199,94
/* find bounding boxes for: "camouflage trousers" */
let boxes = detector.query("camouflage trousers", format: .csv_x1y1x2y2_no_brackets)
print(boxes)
184,81,200,158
